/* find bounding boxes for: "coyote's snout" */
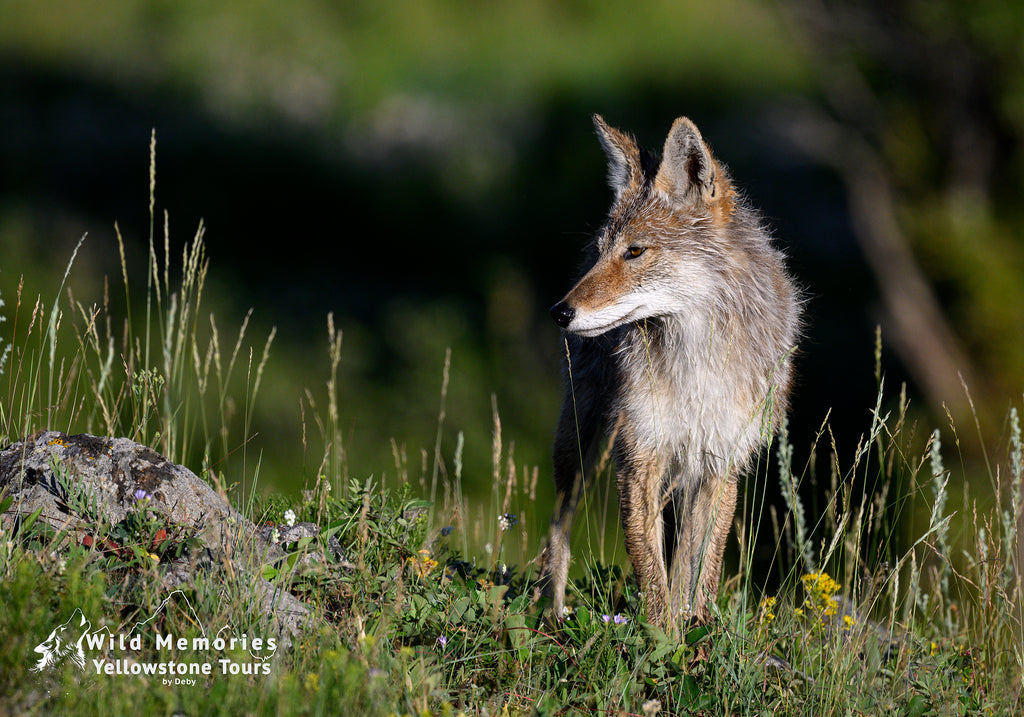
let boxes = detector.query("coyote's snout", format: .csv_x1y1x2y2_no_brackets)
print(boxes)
538,114,800,631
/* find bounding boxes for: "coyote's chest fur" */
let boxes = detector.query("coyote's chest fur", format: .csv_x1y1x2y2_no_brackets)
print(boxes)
539,114,800,631
614,312,769,488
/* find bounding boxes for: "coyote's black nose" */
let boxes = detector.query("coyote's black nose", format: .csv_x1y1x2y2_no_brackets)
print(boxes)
550,302,575,329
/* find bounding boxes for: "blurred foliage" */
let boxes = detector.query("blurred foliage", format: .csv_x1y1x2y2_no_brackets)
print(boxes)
0,0,806,115
780,0,1024,422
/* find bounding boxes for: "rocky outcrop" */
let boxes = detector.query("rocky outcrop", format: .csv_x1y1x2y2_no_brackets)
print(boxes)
0,431,312,646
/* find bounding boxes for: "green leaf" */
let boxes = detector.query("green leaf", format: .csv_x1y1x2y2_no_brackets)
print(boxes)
685,624,711,646
449,595,474,624
681,673,701,703
18,505,44,536
505,613,532,661
671,643,688,666
903,694,931,717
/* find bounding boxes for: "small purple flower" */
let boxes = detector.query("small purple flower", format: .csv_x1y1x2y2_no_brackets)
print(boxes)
441,526,453,537
437,635,448,648
613,614,629,625
601,614,612,623
133,488,151,501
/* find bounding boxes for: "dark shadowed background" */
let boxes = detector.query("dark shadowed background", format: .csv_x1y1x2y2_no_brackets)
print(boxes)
2,1,1022,568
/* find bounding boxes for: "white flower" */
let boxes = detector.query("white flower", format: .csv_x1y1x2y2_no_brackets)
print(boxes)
284,509,296,527
270,528,280,544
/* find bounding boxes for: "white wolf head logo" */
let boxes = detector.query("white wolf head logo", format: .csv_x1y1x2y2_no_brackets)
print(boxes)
32,609,91,672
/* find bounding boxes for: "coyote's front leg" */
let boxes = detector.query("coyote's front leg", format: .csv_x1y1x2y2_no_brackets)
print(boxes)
666,471,738,623
615,432,671,628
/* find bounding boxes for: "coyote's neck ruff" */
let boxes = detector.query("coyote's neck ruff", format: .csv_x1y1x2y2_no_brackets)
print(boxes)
540,114,800,629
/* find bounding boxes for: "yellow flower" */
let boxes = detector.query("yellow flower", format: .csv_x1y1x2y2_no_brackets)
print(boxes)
407,549,438,578
758,596,777,626
801,572,841,597
801,572,841,618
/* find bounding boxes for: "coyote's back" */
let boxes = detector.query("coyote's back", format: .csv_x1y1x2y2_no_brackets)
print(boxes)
539,114,800,630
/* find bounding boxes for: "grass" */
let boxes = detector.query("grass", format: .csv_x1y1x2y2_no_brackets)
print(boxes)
1,152,1023,715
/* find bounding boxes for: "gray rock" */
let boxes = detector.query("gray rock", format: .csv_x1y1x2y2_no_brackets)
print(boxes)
0,431,313,647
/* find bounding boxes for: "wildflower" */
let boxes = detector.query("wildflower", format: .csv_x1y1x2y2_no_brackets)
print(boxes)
801,572,841,597
497,513,518,531
408,549,438,578
441,525,453,537
601,614,612,623
495,563,513,584
642,699,662,716
437,635,448,648
842,614,854,631
759,596,777,626
561,605,572,618
133,488,151,501
148,552,160,564
613,614,629,625
801,572,841,618
270,528,280,544
284,509,296,527
484,543,493,555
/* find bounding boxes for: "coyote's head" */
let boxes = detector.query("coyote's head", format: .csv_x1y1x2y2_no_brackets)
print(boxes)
32,610,91,672
551,115,742,338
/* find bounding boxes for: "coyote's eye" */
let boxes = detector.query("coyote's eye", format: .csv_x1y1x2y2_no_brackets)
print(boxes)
625,246,646,259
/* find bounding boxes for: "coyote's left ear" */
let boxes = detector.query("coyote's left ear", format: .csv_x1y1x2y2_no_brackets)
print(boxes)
655,117,721,207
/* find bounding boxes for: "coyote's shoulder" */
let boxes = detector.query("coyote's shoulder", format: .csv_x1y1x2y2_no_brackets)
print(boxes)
539,114,800,630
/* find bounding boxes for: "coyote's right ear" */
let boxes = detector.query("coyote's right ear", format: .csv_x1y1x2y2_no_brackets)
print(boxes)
655,117,718,207
593,114,643,202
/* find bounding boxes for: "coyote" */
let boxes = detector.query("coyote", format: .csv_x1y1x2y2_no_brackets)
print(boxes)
538,114,800,630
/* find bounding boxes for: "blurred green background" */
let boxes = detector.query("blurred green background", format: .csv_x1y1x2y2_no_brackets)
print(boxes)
2,0,1023,525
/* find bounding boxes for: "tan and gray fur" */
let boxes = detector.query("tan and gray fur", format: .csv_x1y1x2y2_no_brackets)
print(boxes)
538,114,800,630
